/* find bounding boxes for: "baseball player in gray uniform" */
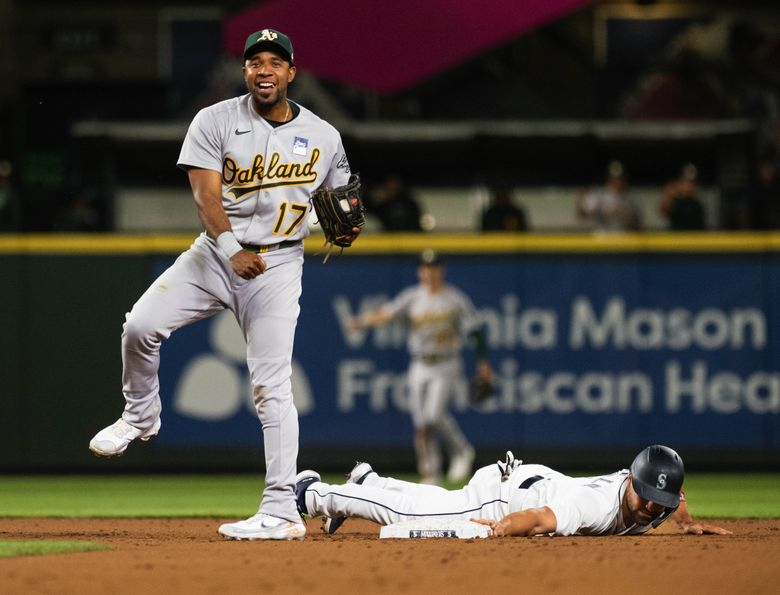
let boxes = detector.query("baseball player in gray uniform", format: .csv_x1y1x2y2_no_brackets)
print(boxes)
89,28,359,540
349,250,493,485
295,445,732,537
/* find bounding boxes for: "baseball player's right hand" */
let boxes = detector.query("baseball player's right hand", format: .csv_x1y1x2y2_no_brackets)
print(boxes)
231,250,267,279
470,518,504,537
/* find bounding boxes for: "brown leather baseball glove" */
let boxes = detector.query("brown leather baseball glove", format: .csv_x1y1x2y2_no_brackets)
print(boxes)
311,174,365,255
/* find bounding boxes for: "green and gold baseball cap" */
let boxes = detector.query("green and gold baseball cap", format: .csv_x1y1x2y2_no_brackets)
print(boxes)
243,28,294,65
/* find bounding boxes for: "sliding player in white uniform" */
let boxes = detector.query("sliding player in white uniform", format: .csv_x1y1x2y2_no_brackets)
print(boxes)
294,445,732,537
350,250,493,484
89,28,359,541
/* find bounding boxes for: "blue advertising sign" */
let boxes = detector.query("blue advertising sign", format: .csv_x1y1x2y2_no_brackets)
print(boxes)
155,253,780,450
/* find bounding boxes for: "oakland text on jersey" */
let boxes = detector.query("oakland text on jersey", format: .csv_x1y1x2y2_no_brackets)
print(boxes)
223,148,321,199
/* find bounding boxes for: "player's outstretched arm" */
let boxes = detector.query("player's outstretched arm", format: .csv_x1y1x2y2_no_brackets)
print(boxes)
348,308,394,331
668,499,732,535
471,506,557,537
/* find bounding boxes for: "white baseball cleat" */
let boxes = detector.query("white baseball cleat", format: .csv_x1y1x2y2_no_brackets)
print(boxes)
218,513,306,541
89,417,161,457
447,446,475,483
321,461,375,535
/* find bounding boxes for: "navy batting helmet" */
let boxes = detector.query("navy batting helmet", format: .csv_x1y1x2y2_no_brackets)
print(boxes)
630,445,685,509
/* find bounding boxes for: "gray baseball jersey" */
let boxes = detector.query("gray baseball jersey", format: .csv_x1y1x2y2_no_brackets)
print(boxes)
381,283,481,479
117,95,351,525
178,94,350,245
384,284,481,358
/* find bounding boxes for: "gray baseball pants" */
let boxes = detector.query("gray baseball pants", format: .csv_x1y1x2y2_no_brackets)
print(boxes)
119,233,303,523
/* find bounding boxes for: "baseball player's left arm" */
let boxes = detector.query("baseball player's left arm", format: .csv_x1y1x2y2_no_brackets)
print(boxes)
470,506,557,537
667,493,732,535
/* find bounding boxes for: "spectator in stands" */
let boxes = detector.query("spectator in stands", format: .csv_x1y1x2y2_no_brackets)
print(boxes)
576,161,641,232
480,188,528,232
365,174,423,232
659,163,707,231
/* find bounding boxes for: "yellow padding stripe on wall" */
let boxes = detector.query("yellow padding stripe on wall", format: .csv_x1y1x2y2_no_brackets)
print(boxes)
1,233,780,255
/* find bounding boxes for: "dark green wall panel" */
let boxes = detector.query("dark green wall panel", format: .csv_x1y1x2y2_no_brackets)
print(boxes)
0,255,24,465
6,255,150,469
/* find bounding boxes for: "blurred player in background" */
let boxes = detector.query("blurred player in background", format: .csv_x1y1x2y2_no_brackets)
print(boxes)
349,250,493,484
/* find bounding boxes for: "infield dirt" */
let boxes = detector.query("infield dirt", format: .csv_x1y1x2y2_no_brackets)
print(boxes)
1,518,778,594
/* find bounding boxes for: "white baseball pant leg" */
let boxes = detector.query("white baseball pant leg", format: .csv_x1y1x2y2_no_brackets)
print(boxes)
408,360,440,477
305,464,509,526
121,240,229,432
121,237,304,523
235,247,304,523
408,358,471,473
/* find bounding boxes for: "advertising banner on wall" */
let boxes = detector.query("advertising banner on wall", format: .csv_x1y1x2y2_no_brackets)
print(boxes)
155,253,780,450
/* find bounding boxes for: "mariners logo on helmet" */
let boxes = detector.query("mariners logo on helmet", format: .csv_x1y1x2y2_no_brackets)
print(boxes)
630,445,684,509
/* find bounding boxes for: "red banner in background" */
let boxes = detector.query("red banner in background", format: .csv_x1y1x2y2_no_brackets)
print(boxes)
223,0,594,93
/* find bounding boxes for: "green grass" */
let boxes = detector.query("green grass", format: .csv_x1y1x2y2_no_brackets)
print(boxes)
678,474,780,518
0,474,416,517
0,473,777,518
0,540,107,558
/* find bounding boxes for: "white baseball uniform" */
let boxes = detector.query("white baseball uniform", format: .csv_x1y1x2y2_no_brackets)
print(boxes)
380,284,482,478
120,95,350,523
305,464,659,536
